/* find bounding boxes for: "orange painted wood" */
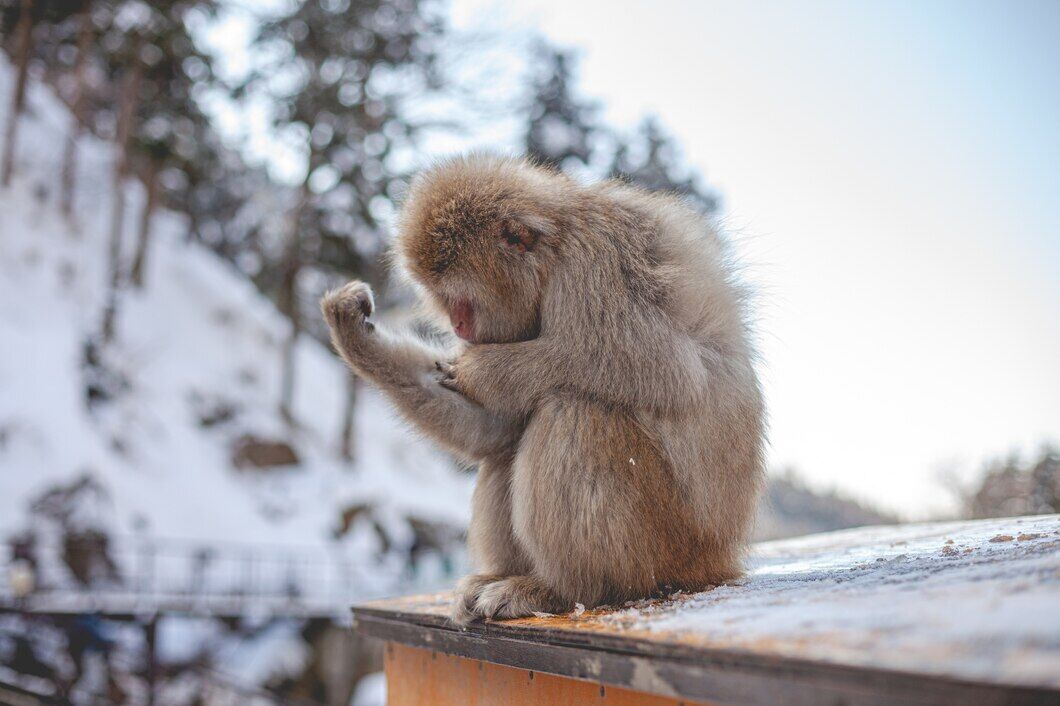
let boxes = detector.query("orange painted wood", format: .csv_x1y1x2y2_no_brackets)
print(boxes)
384,642,712,706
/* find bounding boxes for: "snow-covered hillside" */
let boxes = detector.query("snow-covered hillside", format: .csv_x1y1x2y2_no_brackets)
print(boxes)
0,58,472,599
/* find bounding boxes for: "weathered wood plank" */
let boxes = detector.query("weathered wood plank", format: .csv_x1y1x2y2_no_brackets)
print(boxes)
355,516,1060,706
357,609,1053,706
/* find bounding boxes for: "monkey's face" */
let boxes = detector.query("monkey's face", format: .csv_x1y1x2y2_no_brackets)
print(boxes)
400,201,547,345
397,156,567,344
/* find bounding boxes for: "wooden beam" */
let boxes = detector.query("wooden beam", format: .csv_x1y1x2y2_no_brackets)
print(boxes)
385,643,709,706
354,516,1060,705
354,607,1057,706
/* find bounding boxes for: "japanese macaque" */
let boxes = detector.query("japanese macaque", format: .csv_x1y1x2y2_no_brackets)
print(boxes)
321,154,765,625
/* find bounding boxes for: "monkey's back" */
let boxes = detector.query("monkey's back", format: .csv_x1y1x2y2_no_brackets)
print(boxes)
588,182,767,559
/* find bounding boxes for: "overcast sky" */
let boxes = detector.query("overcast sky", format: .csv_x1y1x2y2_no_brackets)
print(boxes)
204,0,1059,517
449,0,1060,517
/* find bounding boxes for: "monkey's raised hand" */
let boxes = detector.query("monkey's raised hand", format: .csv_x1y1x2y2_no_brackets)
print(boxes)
321,279,522,463
321,280,376,361
322,280,375,326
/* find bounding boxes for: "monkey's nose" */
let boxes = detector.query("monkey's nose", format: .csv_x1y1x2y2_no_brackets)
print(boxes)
450,300,475,342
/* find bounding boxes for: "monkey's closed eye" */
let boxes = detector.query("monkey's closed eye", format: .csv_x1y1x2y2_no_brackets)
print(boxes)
500,222,537,253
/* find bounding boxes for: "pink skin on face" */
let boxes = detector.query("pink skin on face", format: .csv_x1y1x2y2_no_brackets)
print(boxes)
450,299,475,342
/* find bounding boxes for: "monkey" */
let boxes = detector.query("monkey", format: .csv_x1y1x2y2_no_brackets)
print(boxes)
321,154,765,625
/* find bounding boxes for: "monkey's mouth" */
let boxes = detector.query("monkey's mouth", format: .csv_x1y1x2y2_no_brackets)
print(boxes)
450,299,475,342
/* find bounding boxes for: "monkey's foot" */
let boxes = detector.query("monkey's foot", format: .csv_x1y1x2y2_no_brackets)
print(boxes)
451,574,568,626
450,573,506,625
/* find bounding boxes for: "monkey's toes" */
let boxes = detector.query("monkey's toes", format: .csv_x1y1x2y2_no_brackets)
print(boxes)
471,576,566,621
450,573,507,626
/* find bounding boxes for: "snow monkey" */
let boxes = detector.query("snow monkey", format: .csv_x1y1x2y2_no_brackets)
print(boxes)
321,154,765,624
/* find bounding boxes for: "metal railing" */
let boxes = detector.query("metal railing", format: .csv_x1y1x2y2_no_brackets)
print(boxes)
1,534,458,618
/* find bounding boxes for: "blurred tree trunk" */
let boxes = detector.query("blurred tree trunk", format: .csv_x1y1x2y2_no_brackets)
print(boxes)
101,57,143,344
278,184,308,425
129,161,158,289
340,376,359,462
60,7,93,222
185,209,200,243
1,0,35,188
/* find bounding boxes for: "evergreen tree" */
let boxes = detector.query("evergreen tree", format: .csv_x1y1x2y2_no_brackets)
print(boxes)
608,116,719,214
58,3,93,221
0,0,88,187
0,0,35,187
175,130,261,255
3,0,109,216
126,21,215,288
523,42,595,171
95,1,216,341
963,448,1059,519
247,0,442,431
520,43,717,213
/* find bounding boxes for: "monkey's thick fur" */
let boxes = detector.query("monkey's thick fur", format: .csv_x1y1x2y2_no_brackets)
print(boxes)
321,154,765,624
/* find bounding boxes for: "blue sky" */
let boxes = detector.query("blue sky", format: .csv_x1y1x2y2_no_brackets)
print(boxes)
463,0,1060,517
204,0,1060,517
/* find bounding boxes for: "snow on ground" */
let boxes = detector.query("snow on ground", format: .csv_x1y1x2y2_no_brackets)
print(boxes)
350,671,386,706
593,514,1060,687
0,57,472,598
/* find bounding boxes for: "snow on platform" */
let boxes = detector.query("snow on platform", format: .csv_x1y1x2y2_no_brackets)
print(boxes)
356,515,1060,692
614,513,1060,687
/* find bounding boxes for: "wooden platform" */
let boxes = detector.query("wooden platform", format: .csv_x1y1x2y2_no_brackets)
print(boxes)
353,515,1060,705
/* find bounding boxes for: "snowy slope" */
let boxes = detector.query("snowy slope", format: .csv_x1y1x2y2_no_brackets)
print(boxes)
0,58,472,593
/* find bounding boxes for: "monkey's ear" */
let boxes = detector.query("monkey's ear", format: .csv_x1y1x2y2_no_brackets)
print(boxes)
500,221,539,253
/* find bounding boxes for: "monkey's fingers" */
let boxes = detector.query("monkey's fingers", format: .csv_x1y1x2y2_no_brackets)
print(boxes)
321,282,371,325
355,292,373,318
435,360,454,376
438,375,463,394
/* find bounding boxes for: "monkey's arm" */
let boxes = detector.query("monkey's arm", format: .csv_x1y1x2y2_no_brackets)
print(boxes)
321,282,521,463
446,309,709,417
